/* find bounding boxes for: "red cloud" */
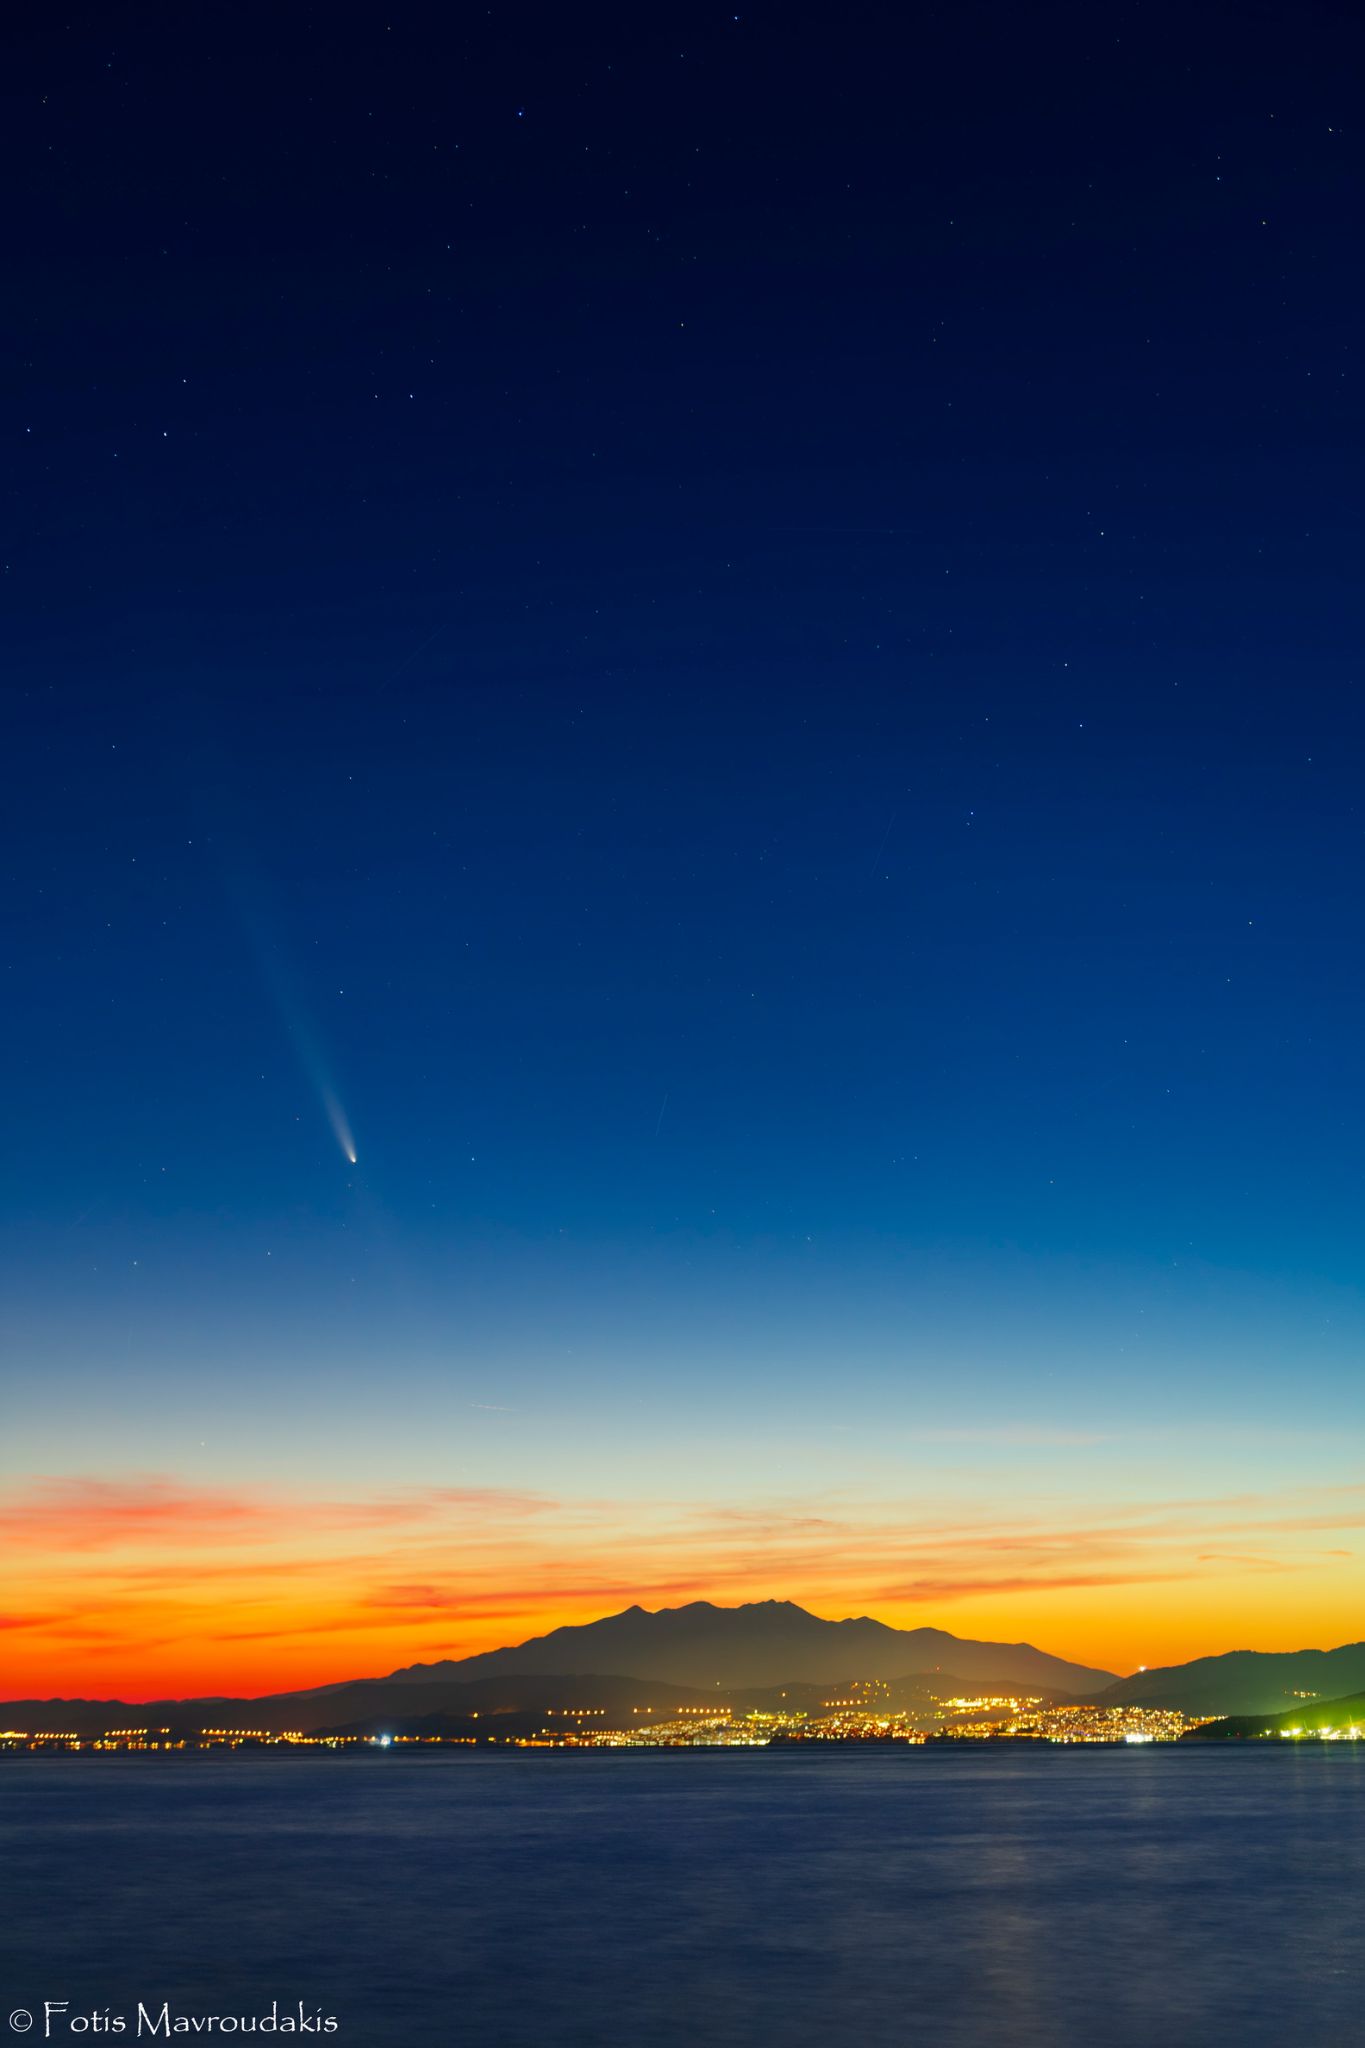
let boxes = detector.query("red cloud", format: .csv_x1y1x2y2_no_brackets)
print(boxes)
0,1476,564,1553
0,1477,273,1550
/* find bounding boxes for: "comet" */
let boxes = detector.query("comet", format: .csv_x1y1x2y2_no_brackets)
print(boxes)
325,1089,360,1171
324,1088,358,1165
218,857,361,1170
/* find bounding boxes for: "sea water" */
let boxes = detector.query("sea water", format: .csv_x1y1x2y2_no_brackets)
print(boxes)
3,1746,1362,2048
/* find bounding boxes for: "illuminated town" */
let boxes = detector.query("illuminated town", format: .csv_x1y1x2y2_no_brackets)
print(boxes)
934,1701,1210,1743
1,1688,1241,1751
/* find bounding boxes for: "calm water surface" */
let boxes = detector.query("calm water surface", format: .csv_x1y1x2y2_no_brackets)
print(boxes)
3,1747,1362,2048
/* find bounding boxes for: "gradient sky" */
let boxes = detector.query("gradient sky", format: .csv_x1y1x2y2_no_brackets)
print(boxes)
5,0,1365,1700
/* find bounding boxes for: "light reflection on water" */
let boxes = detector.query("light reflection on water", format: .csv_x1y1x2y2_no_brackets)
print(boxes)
3,1747,1362,2048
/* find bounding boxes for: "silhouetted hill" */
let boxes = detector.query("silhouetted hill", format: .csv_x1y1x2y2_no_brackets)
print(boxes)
18,1614,1365,1736
0,1600,1114,1737
1184,1689,1365,1740
386,1599,1116,1693
1092,1642,1365,1716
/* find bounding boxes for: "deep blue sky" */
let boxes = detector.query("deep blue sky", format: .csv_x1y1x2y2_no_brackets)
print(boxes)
5,1,1365,1678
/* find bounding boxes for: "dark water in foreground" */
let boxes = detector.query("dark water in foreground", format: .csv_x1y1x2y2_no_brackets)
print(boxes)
3,1747,1363,2048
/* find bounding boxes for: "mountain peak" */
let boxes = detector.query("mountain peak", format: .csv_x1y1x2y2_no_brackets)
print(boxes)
387,1598,1116,1693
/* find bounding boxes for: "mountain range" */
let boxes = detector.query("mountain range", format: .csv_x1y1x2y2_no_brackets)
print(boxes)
388,1599,1116,1693
6,1599,1363,1736
1,1600,1111,1736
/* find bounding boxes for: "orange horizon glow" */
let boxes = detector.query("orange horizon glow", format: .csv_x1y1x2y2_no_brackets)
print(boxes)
4,1471,1364,1701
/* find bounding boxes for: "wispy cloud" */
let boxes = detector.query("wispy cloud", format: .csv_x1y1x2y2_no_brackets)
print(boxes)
0,1476,559,1551
0,1477,273,1549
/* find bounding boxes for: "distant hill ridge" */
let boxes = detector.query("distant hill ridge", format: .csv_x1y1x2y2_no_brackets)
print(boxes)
1186,1687,1365,1739
386,1598,1117,1694
1091,1640,1365,1716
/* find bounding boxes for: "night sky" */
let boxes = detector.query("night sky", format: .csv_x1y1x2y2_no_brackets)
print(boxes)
6,0,1365,1696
